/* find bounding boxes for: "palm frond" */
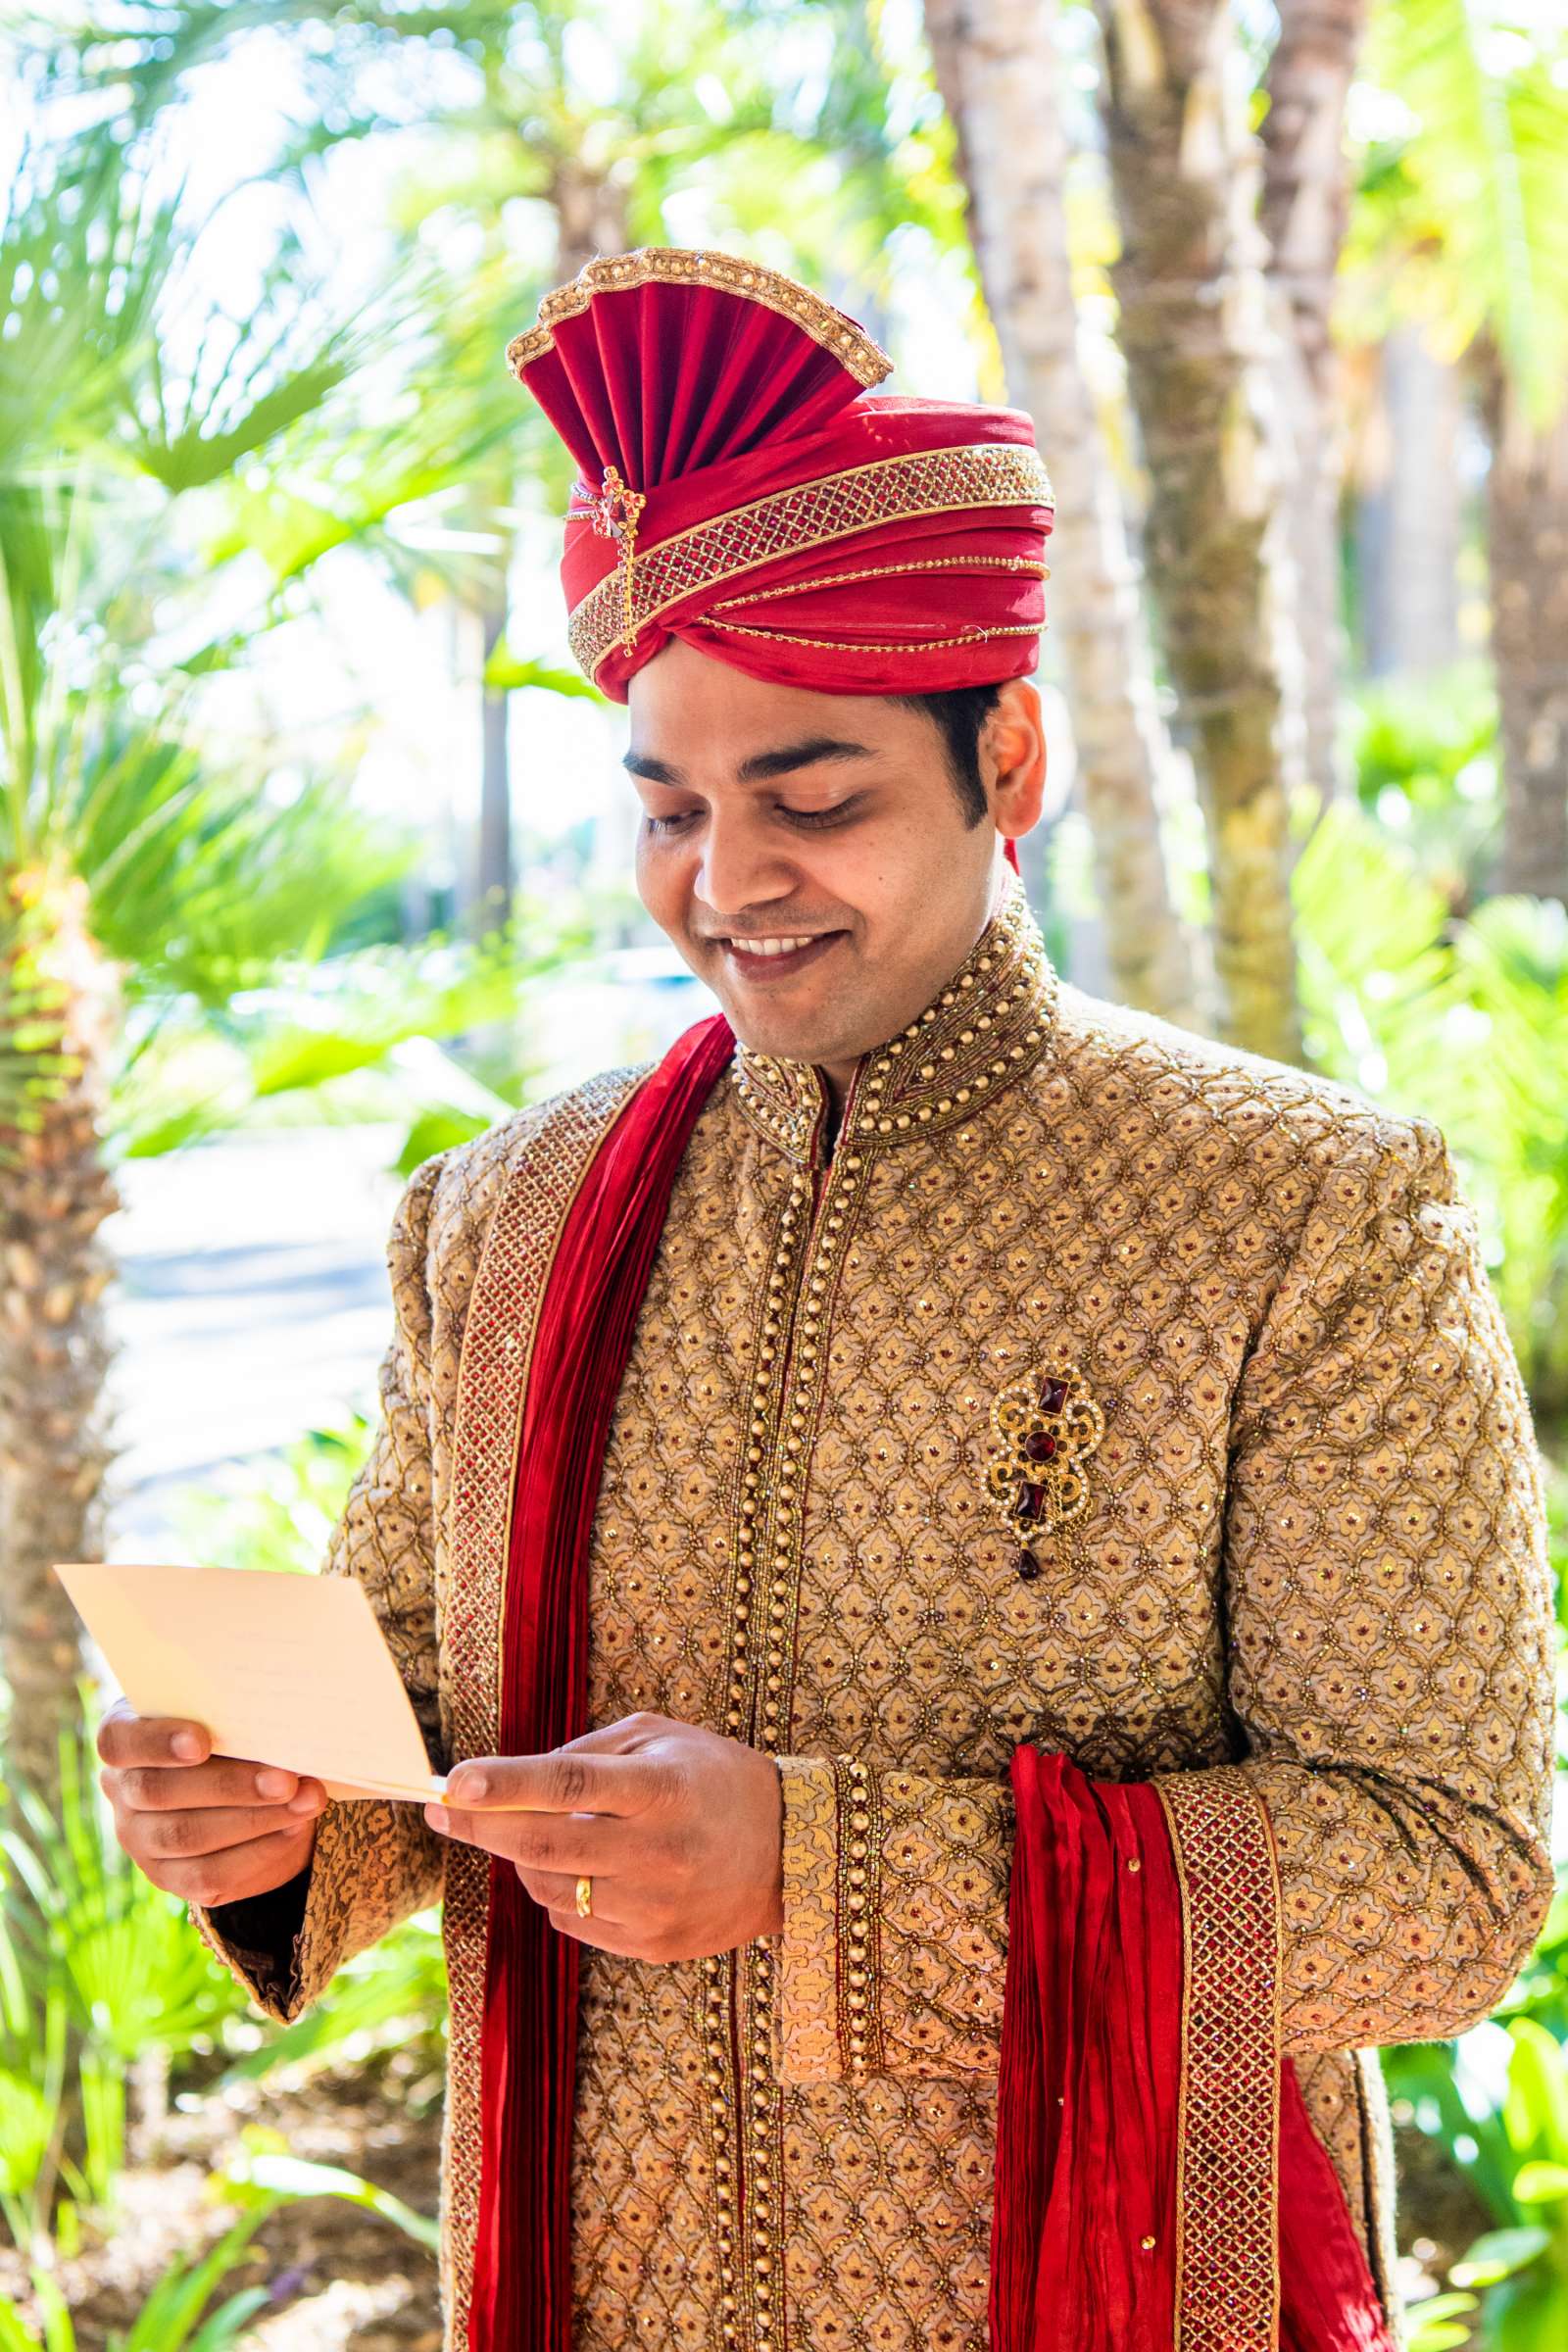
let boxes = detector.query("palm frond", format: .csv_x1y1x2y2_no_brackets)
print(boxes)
0,126,170,487
82,757,417,1004
1359,0,1568,422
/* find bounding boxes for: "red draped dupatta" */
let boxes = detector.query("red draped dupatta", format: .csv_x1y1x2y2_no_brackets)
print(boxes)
465,1011,1396,2352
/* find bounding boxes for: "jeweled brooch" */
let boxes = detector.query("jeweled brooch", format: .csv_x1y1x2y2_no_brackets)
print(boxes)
584,463,646,657
984,1362,1104,1580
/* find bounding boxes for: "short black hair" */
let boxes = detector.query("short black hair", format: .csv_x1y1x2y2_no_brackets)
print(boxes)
888,682,1003,827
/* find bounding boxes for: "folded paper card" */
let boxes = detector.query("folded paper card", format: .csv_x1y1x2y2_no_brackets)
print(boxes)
55,1561,449,1805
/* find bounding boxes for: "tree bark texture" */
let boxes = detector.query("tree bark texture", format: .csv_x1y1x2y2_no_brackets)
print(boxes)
1094,0,1305,1063
1259,0,1368,805
476,572,513,931
1356,324,1462,679
1481,352,1568,905
923,0,1201,1029
466,169,632,940
467,167,629,940
0,870,120,1803
551,162,631,286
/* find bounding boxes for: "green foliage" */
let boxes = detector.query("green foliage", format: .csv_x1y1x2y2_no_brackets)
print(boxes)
0,1615,445,2262
31,702,416,1012
0,117,472,1172
1435,2022,1568,2346
1385,1457,1567,2335
1350,664,1501,906
112,906,583,1165
219,2132,440,2254
0,1702,246,2254
482,645,605,700
1355,0,1568,426
2,2196,280,2351
171,1420,372,1581
0,2129,445,2347
1404,2289,1484,2351
1294,798,1568,1408
214,1919,448,2088
0,95,573,1175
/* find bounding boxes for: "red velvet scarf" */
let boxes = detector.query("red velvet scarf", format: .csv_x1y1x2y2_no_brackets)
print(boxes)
993,1749,1396,2352
465,1010,1396,2352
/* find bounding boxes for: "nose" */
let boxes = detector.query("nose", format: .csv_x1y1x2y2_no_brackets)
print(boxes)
692,805,797,926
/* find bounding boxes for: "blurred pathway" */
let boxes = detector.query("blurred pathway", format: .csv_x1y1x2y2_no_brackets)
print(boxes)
101,1126,406,1558
96,964,714,1562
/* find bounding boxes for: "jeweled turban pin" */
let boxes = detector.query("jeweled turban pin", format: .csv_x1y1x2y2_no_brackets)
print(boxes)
985,1364,1104,1580
584,463,646,657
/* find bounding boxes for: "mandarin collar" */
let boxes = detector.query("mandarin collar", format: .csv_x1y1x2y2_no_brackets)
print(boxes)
731,875,1058,1166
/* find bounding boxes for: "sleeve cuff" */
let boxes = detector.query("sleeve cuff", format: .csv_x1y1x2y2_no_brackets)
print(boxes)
770,1752,887,2084
188,1796,363,2026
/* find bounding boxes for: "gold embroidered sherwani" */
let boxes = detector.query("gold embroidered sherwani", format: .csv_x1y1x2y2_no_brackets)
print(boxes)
190,884,1555,2352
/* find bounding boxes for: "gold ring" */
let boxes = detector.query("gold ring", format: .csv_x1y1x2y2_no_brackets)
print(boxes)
575,1874,593,1918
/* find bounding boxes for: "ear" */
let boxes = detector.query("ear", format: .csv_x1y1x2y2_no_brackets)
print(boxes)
987,679,1047,841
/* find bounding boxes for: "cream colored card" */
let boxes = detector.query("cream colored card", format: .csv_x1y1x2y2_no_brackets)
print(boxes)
56,1561,449,1805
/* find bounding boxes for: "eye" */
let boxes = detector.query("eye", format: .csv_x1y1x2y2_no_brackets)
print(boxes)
642,809,699,836
779,796,862,829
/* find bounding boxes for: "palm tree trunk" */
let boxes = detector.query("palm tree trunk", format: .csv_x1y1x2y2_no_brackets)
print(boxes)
552,162,629,286
922,0,1200,1028
1357,325,1463,678
1093,0,1305,1063
1479,350,1568,905
466,167,631,945
475,506,514,936
1258,0,1368,806
0,870,119,1800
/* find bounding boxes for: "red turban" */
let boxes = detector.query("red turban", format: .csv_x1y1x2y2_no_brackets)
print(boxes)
506,247,1054,703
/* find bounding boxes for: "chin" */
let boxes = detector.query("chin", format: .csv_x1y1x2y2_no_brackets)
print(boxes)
726,1012,818,1060
717,998,830,1062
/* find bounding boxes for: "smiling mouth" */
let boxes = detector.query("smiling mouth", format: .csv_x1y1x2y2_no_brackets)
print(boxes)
710,931,845,976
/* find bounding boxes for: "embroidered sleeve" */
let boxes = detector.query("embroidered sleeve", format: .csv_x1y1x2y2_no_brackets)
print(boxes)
1211,1113,1556,2053
187,1152,452,2025
769,1751,1012,2083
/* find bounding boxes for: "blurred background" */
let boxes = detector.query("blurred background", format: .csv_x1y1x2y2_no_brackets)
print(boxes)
1,1,1565,2344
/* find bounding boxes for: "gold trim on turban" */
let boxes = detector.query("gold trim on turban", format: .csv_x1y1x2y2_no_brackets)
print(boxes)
565,441,1055,682
505,246,895,389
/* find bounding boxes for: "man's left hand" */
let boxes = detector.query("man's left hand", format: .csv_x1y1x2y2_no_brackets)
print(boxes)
423,1712,784,1961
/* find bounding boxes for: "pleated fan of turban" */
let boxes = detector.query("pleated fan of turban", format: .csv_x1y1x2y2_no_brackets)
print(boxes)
506,247,1054,702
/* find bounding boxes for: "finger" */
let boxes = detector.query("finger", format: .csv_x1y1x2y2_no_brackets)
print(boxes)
555,1714,673,1751
424,1804,628,1874
107,1757,327,1812
152,1823,319,1908
125,1801,324,1865
514,1864,629,1922
97,1710,214,1770
442,1748,663,1817
543,1903,656,1959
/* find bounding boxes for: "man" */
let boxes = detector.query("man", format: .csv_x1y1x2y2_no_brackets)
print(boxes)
101,251,1554,2352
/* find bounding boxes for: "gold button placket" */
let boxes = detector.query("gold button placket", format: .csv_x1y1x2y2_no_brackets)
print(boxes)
698,884,1058,2352
733,1130,866,2352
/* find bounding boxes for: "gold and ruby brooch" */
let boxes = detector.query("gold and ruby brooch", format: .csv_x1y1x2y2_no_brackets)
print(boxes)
985,1362,1104,1580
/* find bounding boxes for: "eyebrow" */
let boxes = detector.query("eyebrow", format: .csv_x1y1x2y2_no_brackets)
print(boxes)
622,736,879,787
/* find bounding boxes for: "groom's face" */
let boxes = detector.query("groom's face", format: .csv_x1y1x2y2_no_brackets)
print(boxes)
625,640,1039,1069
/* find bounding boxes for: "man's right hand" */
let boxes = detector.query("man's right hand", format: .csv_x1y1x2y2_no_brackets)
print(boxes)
97,1697,327,1908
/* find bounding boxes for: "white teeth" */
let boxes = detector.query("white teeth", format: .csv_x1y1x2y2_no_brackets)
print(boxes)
727,935,818,958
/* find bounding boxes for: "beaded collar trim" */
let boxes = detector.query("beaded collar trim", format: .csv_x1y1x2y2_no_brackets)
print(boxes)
732,877,1057,1163
505,246,895,389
